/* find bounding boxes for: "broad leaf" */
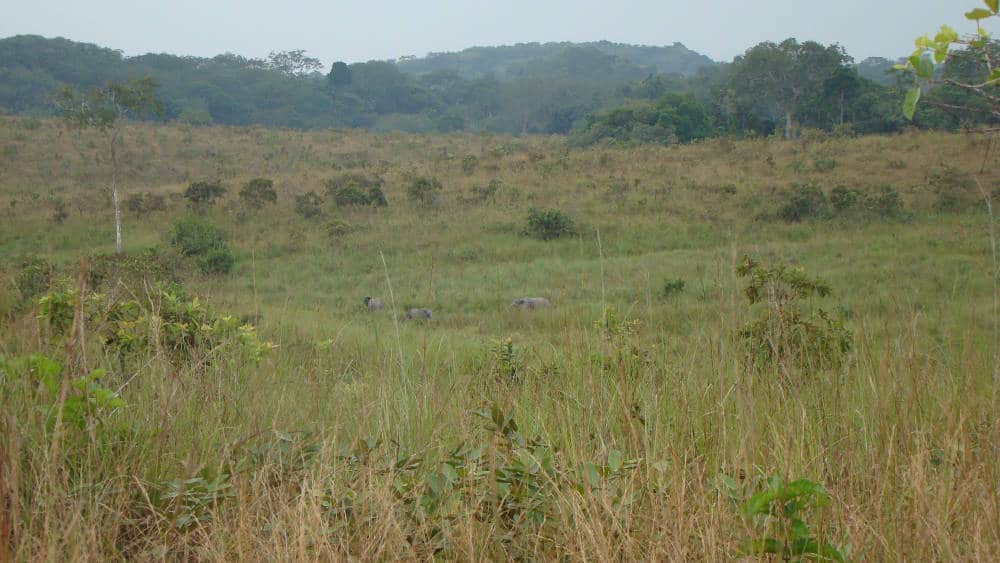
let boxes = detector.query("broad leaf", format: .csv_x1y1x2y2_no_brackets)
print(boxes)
987,0,999,14
966,8,994,20
903,88,921,120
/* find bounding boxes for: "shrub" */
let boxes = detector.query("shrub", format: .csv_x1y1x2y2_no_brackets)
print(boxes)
239,178,277,210
324,174,387,208
662,278,686,298
294,191,325,220
14,255,53,301
407,176,442,206
124,192,167,215
866,184,906,218
813,158,839,172
197,247,236,275
184,180,226,210
525,207,576,240
829,186,861,213
461,154,479,175
927,165,976,211
737,256,851,371
169,215,226,257
50,197,68,224
325,219,352,239
777,183,828,222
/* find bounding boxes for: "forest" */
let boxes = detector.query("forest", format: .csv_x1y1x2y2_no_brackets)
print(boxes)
2,34,996,139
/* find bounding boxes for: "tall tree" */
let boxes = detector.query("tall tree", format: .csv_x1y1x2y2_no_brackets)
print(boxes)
727,39,852,138
266,50,323,76
55,77,161,254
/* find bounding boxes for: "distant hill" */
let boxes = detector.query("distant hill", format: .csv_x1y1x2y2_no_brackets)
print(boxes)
855,57,900,85
397,40,717,78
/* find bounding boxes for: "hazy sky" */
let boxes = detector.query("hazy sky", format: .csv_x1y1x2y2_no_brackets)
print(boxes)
3,1,998,67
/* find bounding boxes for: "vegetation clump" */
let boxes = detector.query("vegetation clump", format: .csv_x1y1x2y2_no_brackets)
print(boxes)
184,180,226,210
239,178,277,210
294,191,325,220
324,173,387,208
524,207,576,240
737,256,852,371
407,176,443,206
168,215,235,274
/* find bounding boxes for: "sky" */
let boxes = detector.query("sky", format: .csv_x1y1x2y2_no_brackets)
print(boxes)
2,1,998,67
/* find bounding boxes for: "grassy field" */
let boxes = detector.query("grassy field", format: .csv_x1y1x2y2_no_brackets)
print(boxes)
1,116,998,560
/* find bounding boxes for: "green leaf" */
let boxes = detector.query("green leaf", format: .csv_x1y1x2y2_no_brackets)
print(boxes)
966,8,994,20
916,56,935,80
987,0,999,14
607,450,623,473
989,68,1000,82
742,490,777,518
903,87,921,120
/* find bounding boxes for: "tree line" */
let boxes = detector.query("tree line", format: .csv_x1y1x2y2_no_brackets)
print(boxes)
1,34,996,141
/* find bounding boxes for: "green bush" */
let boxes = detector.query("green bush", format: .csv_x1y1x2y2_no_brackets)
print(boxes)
125,192,167,215
239,178,277,210
407,176,442,206
662,278,686,298
737,256,851,371
324,174,387,208
183,180,226,210
777,183,828,222
294,191,325,220
829,186,861,213
866,184,906,218
927,165,976,211
169,215,227,257
197,247,236,275
14,255,53,301
525,207,576,240
325,219,352,239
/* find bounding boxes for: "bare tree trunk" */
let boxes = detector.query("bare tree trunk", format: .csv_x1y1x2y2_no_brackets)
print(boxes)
784,111,794,140
111,128,122,254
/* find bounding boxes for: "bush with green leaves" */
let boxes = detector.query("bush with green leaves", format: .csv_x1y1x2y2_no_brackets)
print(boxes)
325,219,352,239
124,192,167,215
168,216,235,274
197,247,236,275
324,173,388,208
661,278,686,298
524,207,576,240
0,354,126,432
737,256,852,371
13,255,53,301
183,180,226,210
718,473,845,561
777,183,829,222
927,164,977,211
407,176,443,206
294,191,325,220
239,177,277,210
169,215,225,256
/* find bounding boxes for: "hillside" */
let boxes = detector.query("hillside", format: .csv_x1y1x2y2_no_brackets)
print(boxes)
396,40,717,77
1,116,998,559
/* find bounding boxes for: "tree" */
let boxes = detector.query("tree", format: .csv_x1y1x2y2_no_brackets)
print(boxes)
55,77,161,254
266,50,323,76
727,39,852,139
328,61,352,88
898,2,1000,126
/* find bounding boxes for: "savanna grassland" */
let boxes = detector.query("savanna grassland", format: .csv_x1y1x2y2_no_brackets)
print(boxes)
1,115,999,560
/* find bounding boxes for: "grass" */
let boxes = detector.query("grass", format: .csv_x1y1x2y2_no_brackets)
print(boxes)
0,115,999,559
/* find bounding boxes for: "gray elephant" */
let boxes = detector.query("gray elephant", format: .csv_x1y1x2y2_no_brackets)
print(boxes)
512,297,552,310
405,308,433,320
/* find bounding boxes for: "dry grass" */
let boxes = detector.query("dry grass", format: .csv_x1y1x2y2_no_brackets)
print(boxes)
0,116,998,560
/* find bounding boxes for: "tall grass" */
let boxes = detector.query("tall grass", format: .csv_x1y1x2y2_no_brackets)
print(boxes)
1,117,998,559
